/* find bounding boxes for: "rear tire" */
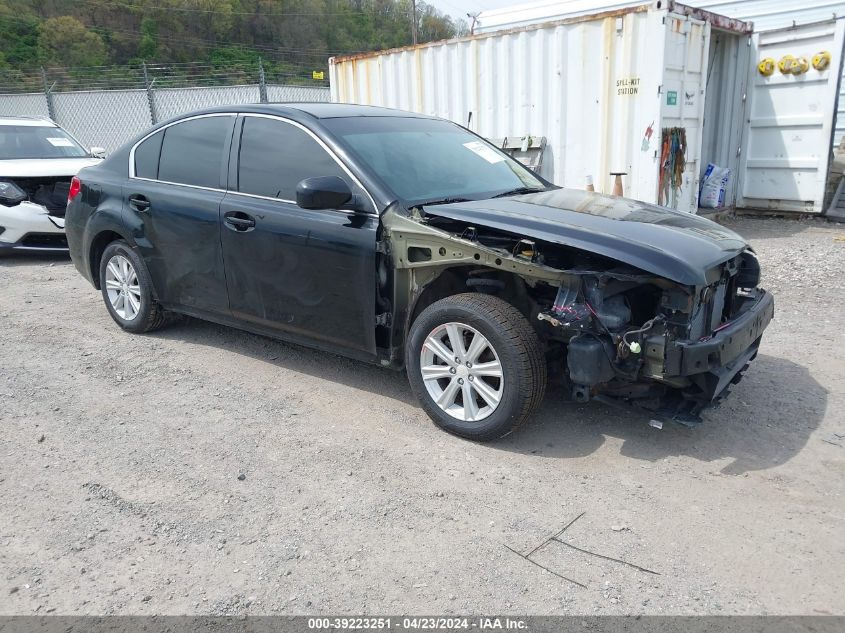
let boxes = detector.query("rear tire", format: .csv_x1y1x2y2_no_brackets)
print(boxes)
99,240,168,333
406,293,546,441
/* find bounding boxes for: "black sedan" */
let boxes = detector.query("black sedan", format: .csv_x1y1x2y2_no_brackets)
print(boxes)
66,104,773,440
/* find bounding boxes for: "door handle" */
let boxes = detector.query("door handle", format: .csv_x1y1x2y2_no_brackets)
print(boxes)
224,212,256,232
129,195,150,212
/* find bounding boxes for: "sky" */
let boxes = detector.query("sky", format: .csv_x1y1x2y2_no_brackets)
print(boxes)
430,0,524,25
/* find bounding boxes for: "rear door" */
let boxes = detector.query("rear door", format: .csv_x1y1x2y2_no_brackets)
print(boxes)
125,113,235,314
219,114,378,356
738,19,845,213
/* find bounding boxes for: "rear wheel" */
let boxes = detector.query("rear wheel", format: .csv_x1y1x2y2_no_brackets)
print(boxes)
99,240,168,333
406,293,546,441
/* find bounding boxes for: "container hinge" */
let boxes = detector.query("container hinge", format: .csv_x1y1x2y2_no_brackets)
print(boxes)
657,84,663,95
375,240,389,254
376,312,392,326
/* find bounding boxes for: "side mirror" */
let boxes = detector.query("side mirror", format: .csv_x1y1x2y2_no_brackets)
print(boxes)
90,146,107,159
296,176,353,210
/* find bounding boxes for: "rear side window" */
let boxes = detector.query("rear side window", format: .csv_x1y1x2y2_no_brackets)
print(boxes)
134,130,163,179
157,116,232,188
237,117,346,201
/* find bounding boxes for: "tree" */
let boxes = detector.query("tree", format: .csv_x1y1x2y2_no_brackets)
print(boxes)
37,16,108,67
138,17,158,60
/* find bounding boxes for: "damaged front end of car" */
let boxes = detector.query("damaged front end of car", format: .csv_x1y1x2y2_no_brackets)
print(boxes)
381,201,774,428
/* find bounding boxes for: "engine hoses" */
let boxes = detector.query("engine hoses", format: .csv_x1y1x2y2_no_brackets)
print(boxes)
621,315,665,355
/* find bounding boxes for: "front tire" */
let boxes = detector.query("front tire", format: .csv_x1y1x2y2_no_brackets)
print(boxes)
406,293,546,441
99,240,168,333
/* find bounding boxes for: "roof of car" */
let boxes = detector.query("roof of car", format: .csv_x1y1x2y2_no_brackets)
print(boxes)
198,103,435,120
0,116,57,127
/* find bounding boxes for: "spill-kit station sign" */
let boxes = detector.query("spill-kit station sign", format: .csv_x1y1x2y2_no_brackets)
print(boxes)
617,77,640,96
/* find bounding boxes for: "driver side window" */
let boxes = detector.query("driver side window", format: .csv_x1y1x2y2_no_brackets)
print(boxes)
237,116,347,202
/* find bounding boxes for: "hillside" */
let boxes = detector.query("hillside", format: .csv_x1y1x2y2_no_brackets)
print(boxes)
0,0,465,80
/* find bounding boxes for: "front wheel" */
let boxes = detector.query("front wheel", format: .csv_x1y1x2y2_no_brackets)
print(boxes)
406,293,547,441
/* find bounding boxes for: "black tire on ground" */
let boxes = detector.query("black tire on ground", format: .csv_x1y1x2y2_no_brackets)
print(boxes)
98,240,168,334
406,293,547,441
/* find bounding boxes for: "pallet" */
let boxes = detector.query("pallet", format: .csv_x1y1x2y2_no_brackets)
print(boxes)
826,175,845,222
487,136,546,173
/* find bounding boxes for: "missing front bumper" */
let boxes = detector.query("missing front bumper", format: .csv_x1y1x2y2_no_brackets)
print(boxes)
595,289,774,428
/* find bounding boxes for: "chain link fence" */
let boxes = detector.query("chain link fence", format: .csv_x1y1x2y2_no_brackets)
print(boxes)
0,61,330,153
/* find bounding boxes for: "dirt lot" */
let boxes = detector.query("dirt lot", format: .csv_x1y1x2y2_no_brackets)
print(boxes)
1,216,844,616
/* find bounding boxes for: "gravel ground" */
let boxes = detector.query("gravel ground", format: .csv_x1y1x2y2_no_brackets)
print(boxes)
1,216,843,616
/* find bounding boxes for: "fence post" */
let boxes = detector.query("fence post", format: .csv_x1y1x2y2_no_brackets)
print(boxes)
258,58,268,104
143,63,159,125
41,67,57,122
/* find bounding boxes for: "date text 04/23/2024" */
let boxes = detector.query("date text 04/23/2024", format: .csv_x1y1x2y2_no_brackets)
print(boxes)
307,617,528,630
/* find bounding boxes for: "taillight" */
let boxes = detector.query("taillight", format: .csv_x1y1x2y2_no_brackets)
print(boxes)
68,176,81,203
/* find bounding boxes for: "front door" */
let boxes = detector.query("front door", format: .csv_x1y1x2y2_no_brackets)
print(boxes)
220,114,378,356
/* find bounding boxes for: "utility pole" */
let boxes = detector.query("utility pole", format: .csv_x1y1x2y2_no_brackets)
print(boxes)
467,12,480,35
411,0,418,45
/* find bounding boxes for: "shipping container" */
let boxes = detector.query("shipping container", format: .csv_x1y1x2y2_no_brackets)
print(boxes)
330,1,844,214
477,0,845,148
476,0,844,34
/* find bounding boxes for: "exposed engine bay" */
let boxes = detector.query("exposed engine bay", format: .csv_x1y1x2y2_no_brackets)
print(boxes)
382,205,774,427
10,177,73,216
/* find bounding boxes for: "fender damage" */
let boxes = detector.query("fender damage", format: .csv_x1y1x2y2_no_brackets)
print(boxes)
381,190,774,427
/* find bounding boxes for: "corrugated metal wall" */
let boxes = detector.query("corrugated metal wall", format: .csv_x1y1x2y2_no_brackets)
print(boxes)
479,1,843,33
689,1,843,31
478,0,845,146
690,1,845,147
332,8,695,203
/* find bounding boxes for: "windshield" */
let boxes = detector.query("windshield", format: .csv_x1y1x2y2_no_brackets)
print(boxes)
0,125,88,160
323,116,546,204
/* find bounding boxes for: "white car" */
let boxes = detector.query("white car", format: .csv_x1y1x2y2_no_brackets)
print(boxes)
0,117,103,252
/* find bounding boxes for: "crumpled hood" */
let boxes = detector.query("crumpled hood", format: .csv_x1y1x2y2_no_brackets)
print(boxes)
422,188,748,286
0,157,102,178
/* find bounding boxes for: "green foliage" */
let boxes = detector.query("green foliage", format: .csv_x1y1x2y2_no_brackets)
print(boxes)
0,7,40,69
37,16,108,67
138,17,158,60
0,0,466,74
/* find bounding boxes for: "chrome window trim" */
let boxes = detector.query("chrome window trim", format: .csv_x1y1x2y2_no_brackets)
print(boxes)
127,111,379,216
237,113,378,214
226,188,373,217
128,112,235,182
129,176,227,194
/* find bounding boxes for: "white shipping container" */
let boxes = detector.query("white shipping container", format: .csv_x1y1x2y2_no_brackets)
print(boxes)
476,0,845,34
330,1,844,214
477,0,845,148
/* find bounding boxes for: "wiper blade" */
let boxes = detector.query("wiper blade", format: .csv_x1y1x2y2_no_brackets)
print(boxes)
417,197,474,207
491,187,544,198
